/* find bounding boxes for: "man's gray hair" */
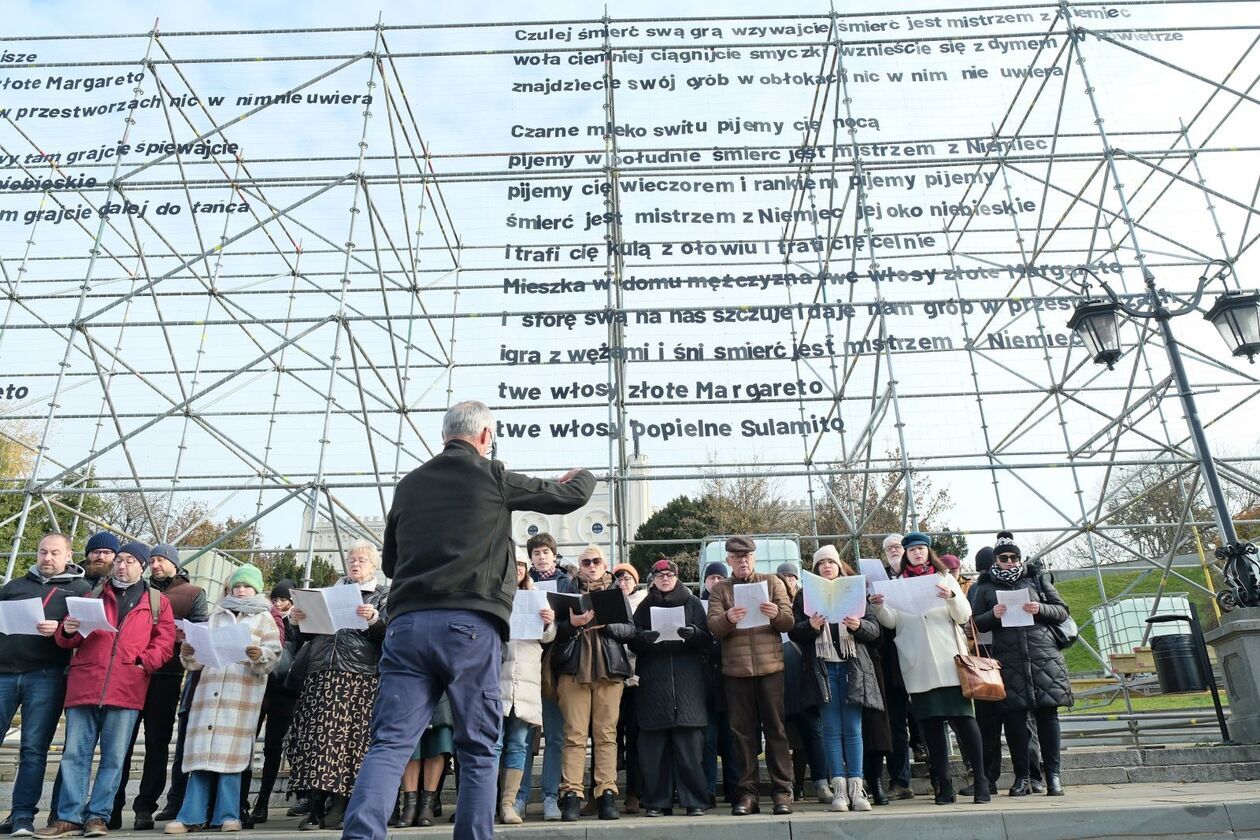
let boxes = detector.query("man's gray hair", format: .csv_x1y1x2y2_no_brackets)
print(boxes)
442,400,494,441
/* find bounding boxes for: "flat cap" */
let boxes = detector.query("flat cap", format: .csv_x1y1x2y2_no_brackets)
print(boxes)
725,535,756,553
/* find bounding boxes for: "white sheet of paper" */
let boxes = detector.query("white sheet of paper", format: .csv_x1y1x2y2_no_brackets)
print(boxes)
510,590,548,640
533,579,559,593
733,581,771,629
977,630,994,646
0,597,47,635
650,606,687,642
858,559,889,591
179,619,252,669
871,575,944,616
801,572,867,623
65,596,116,636
292,585,368,635
997,589,1034,627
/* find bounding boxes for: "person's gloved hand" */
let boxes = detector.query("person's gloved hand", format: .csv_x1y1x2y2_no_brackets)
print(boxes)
638,630,661,644
678,626,698,642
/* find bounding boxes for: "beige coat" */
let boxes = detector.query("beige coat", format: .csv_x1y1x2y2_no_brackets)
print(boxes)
181,606,281,773
873,573,971,695
706,572,794,678
623,588,648,688
500,621,557,726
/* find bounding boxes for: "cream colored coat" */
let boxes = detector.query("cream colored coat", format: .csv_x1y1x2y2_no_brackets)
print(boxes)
180,606,281,773
500,620,557,725
873,573,971,695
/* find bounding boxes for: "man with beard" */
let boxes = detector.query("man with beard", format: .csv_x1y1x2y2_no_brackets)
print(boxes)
110,545,207,830
83,532,120,586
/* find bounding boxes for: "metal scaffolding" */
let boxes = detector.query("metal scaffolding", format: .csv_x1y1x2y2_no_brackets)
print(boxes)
2,2,1259,694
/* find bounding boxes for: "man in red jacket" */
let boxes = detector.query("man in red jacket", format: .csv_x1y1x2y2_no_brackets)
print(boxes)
38,542,175,839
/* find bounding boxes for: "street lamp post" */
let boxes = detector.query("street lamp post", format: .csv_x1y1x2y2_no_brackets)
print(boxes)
1067,261,1260,610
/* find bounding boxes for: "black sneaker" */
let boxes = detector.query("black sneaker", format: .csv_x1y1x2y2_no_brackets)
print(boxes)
559,793,581,822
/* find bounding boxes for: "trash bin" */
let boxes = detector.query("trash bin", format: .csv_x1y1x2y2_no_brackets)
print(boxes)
1150,633,1209,693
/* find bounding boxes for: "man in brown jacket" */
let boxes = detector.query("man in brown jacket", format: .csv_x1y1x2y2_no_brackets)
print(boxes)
706,536,795,816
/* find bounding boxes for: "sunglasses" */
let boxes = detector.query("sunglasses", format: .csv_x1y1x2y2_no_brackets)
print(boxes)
580,558,604,567
995,553,1020,563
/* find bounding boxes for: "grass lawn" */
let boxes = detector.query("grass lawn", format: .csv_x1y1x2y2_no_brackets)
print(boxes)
1050,567,1222,674
1066,689,1228,714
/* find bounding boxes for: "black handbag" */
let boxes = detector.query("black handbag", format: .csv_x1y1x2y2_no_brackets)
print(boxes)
283,642,313,693
1032,576,1078,650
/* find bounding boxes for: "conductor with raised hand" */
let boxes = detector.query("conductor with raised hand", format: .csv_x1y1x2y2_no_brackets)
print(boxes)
341,400,595,840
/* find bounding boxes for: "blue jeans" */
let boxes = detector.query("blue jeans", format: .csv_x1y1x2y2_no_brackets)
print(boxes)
0,668,66,820
494,713,533,772
58,705,141,825
342,610,502,840
540,696,563,799
821,661,864,778
175,771,240,827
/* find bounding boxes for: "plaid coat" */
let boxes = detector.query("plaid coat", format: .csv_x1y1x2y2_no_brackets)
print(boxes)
181,605,282,773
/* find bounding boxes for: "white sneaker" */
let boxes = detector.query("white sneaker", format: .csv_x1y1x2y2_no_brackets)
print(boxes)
848,777,872,812
163,823,189,835
829,776,849,812
220,819,242,832
543,795,561,821
815,779,833,803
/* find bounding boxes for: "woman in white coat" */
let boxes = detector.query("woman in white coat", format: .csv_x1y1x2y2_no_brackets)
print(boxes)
496,557,556,824
165,565,281,834
869,532,989,806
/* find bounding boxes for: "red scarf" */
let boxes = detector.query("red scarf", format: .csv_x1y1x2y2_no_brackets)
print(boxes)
900,560,936,578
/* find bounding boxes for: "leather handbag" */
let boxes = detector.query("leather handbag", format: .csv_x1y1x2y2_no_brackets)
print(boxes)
954,619,1006,701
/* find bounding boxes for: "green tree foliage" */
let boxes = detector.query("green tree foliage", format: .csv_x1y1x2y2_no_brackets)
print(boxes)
630,495,716,581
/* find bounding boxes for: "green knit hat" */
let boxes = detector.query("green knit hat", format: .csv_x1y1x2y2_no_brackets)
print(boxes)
228,563,265,595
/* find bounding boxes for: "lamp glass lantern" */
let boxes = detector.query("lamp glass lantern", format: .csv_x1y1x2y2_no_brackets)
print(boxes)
1067,298,1124,369
1204,291,1260,364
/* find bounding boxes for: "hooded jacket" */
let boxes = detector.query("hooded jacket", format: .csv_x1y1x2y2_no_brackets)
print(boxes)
970,568,1074,710
628,583,711,730
0,562,92,673
383,439,595,639
56,578,176,710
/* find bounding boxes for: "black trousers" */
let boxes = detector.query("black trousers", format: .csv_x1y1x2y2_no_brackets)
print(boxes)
616,686,641,799
975,701,1003,788
1003,707,1060,777
921,715,985,791
786,709,827,785
240,688,300,812
883,683,914,788
162,671,202,812
638,727,708,810
110,673,184,822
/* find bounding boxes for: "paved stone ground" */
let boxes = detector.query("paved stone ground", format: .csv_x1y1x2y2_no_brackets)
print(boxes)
9,779,1260,838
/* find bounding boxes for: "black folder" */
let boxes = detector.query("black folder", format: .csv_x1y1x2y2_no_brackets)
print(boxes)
546,588,632,625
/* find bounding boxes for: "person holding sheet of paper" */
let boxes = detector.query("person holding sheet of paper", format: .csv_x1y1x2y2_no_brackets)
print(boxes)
789,545,885,813
612,562,648,815
550,545,637,822
868,532,989,807
164,565,280,834
285,540,390,832
0,533,92,837
705,536,796,817
43,541,175,840
969,531,1072,799
628,558,711,817
489,556,556,826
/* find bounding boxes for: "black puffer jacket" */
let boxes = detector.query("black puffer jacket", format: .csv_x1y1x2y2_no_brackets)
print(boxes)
788,590,885,711
971,569,1073,711
292,581,390,677
552,573,635,679
628,585,711,730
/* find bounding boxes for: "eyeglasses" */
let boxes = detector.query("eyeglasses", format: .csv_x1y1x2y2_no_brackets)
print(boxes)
114,556,141,566
653,571,677,580
995,553,1020,563
580,558,603,567
347,556,373,565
